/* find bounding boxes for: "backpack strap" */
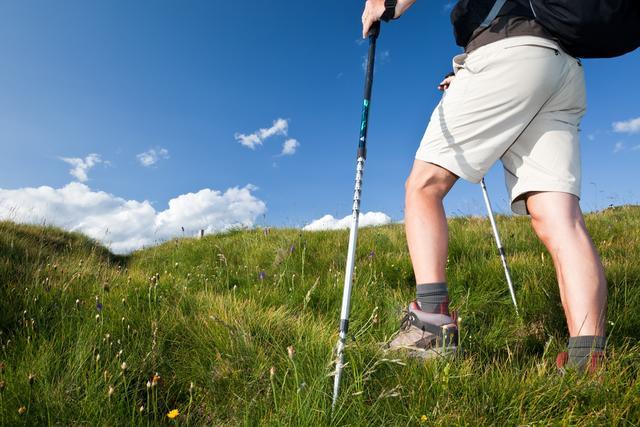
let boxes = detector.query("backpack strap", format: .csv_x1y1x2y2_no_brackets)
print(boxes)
480,0,508,28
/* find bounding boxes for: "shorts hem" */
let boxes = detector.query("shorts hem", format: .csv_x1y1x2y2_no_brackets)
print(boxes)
414,152,483,184
510,185,581,216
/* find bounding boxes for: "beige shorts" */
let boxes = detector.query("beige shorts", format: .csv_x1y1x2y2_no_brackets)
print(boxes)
415,36,586,215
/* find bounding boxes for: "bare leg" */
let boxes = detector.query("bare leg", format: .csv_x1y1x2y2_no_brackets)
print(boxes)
404,160,458,284
526,192,607,336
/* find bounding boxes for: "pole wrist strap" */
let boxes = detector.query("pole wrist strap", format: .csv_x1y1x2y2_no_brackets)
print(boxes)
381,0,398,22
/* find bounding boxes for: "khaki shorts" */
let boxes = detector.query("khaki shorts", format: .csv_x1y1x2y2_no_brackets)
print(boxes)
415,36,586,215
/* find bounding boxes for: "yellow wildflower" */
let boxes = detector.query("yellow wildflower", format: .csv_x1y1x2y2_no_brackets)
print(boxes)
420,414,428,422
167,409,179,419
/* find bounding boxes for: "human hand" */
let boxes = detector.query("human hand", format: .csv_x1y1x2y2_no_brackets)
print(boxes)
362,0,387,39
361,0,416,38
438,74,455,91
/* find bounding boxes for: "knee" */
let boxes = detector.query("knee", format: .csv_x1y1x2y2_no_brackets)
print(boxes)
404,168,449,203
530,213,554,246
529,199,585,249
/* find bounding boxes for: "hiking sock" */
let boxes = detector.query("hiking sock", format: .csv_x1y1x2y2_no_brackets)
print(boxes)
416,282,449,315
567,335,606,369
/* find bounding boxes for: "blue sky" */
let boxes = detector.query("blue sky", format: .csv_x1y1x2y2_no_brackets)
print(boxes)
0,1,638,251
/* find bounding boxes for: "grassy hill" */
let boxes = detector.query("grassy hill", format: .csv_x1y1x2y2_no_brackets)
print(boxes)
0,206,639,425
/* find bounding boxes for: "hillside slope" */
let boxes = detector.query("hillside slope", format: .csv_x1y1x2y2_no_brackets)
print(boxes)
0,206,639,425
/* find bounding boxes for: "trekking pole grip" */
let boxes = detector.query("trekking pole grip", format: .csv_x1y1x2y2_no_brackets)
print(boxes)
368,21,381,39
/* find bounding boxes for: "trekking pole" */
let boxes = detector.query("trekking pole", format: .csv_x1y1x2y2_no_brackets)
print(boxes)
480,178,519,315
332,21,380,411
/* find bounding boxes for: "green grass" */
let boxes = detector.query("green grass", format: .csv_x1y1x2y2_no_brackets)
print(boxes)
0,206,639,425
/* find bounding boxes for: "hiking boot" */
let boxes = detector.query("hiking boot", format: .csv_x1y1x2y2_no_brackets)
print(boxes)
386,301,458,359
556,351,606,374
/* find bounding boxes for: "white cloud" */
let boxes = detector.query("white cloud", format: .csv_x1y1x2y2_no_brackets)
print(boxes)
613,141,625,154
281,139,299,156
234,133,262,149
235,118,289,149
0,182,266,254
303,211,392,231
613,117,640,134
59,154,102,182
137,148,169,167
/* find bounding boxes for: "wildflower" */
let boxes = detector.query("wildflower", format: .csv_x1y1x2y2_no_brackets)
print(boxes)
258,271,266,280
270,366,276,379
95,314,100,322
189,382,195,392
117,349,123,358
120,362,127,371
28,373,36,385
420,414,428,423
96,302,103,312
152,373,161,387
139,405,145,413
368,250,375,259
108,385,114,397
18,406,27,415
96,354,101,363
287,346,295,360
146,380,152,389
289,244,295,253
75,299,80,307
167,409,179,419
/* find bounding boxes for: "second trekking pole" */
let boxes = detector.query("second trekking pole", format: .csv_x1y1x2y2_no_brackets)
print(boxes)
480,178,519,315
332,21,380,411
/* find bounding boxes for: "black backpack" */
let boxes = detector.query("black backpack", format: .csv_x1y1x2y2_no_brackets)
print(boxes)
451,0,640,58
530,0,640,58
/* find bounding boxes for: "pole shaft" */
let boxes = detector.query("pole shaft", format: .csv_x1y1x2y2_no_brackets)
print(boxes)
332,23,379,410
480,179,519,314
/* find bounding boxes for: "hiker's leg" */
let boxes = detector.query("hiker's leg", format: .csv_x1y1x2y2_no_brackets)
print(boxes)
526,192,607,336
404,160,458,283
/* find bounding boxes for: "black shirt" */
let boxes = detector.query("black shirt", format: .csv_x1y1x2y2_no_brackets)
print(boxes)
465,15,562,53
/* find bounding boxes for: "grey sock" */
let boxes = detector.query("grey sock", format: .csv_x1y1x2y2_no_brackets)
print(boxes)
567,335,606,368
416,282,449,314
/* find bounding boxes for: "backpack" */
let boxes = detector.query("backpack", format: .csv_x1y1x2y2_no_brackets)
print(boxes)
529,0,640,58
450,0,640,58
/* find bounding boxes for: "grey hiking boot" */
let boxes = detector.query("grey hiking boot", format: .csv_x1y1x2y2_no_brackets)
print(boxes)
386,301,458,359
